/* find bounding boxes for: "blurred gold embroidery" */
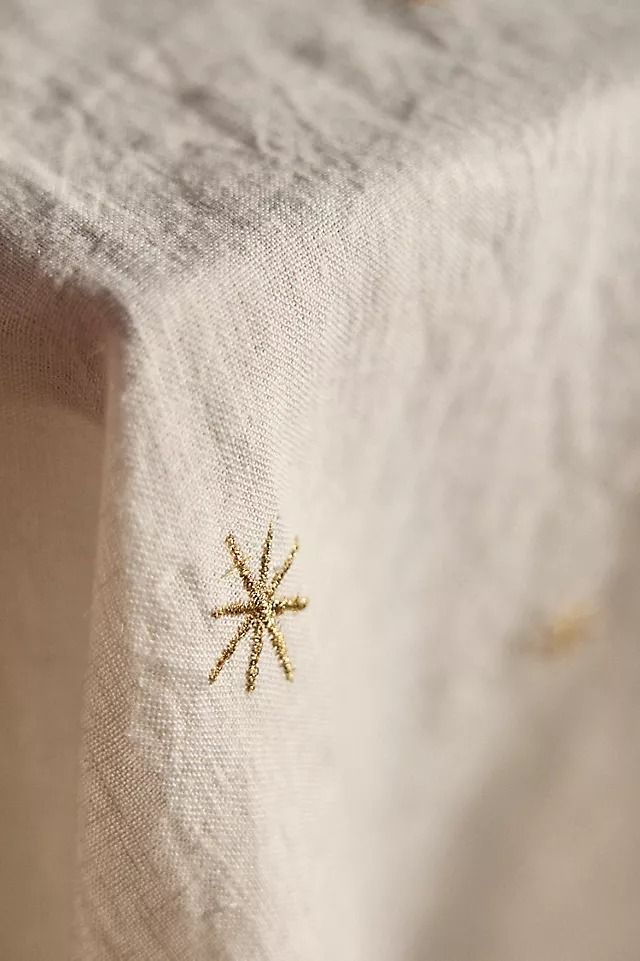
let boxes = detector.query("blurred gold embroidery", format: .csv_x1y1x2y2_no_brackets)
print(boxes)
537,604,596,658
209,524,308,692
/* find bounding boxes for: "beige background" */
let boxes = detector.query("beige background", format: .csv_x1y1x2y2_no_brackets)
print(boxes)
2,2,640,959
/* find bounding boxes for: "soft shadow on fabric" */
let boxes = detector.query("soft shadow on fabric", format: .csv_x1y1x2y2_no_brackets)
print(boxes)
0,250,110,961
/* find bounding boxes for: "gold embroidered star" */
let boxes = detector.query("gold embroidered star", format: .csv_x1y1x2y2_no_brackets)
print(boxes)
209,525,308,692
540,604,596,658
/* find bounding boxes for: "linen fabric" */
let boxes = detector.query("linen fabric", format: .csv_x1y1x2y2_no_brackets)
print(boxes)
2,1,640,959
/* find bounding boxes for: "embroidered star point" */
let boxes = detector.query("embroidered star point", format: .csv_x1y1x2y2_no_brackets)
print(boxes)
209,524,308,692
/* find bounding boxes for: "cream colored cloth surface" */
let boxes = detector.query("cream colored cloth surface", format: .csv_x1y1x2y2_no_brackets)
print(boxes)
2,2,640,959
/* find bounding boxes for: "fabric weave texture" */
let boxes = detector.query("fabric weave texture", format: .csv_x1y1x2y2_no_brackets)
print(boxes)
2,1,640,959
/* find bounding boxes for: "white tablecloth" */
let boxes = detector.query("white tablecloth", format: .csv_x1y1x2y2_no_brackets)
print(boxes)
2,1,640,959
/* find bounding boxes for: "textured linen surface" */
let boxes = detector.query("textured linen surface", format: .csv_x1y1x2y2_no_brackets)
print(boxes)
2,1,640,959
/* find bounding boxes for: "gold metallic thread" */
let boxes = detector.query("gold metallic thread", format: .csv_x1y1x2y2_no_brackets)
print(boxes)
209,524,308,691
541,605,595,658
524,604,597,659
